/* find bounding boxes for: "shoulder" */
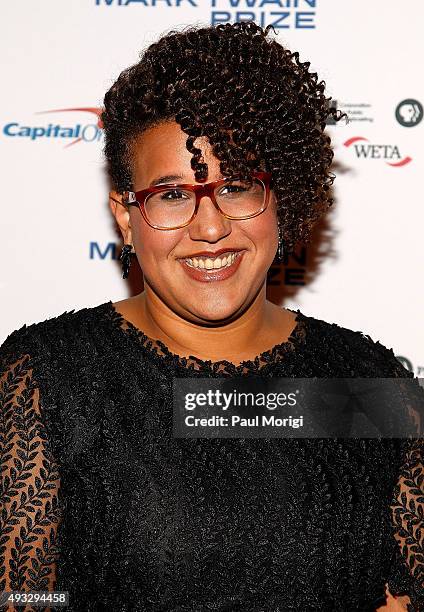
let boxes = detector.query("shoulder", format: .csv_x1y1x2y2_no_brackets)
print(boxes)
0,301,114,367
296,309,413,378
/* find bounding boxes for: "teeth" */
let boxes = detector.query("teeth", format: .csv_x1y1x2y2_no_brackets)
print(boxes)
184,251,239,271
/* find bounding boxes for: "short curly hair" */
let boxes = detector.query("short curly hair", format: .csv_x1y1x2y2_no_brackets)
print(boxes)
102,21,346,254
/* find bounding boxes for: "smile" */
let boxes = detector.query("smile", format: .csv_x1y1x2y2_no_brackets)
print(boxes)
184,251,238,271
178,251,245,283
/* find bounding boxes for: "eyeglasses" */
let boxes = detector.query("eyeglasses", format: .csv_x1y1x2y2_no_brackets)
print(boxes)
121,171,272,230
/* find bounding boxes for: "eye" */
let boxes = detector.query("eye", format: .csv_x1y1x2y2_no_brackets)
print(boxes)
159,189,190,201
221,185,246,194
218,180,252,197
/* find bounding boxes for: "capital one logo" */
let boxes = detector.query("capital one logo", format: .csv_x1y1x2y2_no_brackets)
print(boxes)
343,137,412,167
2,107,103,147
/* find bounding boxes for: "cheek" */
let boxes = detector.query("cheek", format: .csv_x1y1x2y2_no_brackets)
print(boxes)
130,210,183,262
243,206,278,248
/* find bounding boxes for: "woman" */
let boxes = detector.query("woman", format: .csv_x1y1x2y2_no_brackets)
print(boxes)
1,21,423,612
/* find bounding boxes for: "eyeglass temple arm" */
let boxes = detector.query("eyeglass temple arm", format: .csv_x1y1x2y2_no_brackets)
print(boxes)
110,193,137,206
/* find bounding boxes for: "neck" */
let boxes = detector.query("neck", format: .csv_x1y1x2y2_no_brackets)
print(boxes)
134,283,283,362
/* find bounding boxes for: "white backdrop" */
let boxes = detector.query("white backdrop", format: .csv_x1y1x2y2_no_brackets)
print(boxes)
1,0,423,375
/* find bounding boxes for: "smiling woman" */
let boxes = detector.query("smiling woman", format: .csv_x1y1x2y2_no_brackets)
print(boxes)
107,120,292,361
1,20,423,612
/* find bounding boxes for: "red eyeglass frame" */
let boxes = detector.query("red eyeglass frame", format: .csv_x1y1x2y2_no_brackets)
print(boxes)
121,171,272,230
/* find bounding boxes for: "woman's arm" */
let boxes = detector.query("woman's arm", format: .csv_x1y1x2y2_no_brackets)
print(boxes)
377,439,424,611
0,352,62,612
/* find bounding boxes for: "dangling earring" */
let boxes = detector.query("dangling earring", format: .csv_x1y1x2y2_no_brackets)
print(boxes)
275,220,284,264
119,244,133,279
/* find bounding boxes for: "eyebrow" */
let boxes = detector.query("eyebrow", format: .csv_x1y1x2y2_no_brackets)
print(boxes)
149,174,185,187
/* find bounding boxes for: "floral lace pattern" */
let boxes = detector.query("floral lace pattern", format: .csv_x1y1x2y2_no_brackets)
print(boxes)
1,356,62,612
0,301,423,611
109,303,308,376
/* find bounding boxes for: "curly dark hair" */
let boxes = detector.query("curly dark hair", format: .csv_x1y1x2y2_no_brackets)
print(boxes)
102,20,346,254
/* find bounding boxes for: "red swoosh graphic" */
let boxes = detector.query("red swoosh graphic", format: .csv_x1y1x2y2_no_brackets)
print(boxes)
37,107,103,127
64,137,83,148
36,107,103,146
343,136,369,147
386,157,412,167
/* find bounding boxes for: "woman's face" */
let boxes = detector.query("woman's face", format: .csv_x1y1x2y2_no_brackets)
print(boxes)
115,120,278,324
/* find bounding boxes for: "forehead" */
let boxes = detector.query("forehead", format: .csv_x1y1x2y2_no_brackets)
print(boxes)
131,120,222,187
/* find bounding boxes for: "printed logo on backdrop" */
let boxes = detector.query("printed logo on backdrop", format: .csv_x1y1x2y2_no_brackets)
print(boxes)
327,100,374,124
95,0,318,30
2,108,103,147
343,137,412,167
395,99,423,127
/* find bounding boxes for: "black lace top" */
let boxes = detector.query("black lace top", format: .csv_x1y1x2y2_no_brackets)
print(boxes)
1,301,423,612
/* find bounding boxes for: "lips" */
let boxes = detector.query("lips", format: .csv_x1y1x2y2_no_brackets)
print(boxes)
179,248,244,259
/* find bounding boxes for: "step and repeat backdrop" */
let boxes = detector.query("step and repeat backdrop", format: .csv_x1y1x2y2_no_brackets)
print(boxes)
1,0,423,374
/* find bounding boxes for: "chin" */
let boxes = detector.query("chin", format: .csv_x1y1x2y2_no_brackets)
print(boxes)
187,299,246,324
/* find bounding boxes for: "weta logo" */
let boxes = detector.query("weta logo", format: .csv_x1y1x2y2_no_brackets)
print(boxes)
343,137,412,167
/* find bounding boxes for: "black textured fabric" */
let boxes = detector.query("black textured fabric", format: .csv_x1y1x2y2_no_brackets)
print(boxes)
0,300,423,612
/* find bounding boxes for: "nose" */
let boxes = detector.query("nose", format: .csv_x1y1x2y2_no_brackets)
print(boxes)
187,195,232,243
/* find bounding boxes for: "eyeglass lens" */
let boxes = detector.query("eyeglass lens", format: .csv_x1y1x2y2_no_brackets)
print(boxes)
142,178,266,228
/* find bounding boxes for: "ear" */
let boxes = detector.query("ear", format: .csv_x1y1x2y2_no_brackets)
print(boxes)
109,191,133,245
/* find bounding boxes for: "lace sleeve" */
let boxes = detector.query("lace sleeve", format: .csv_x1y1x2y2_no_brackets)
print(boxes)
0,351,62,612
380,347,424,611
386,438,424,611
